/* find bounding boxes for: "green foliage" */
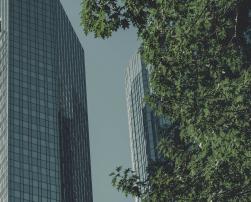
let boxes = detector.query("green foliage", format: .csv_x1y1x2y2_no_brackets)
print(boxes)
109,166,145,198
81,0,251,201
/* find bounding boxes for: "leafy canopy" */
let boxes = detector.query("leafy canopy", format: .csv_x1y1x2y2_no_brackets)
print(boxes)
81,0,251,201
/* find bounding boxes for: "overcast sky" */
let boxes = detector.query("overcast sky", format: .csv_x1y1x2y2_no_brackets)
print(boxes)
60,1,139,201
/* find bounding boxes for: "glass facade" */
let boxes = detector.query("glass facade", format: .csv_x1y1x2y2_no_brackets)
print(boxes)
0,0,8,201
56,2,92,202
125,54,164,202
0,0,93,201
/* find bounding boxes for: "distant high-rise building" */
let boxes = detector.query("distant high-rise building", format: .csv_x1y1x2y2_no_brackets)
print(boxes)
125,53,166,202
0,0,92,201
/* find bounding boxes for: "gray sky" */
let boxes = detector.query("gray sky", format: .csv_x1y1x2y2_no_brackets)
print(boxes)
60,0,139,201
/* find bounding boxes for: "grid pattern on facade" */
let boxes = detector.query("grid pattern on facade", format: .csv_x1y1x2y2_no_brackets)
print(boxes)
56,2,93,202
0,0,8,201
125,54,160,202
8,0,60,201
0,0,93,201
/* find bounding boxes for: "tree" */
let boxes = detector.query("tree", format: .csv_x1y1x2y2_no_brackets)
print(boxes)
81,0,251,201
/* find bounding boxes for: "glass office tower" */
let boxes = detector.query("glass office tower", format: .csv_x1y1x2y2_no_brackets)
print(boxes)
0,0,93,201
125,53,166,202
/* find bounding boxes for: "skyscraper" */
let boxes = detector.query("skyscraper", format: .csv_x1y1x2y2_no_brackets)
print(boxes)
125,53,167,202
0,0,92,201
